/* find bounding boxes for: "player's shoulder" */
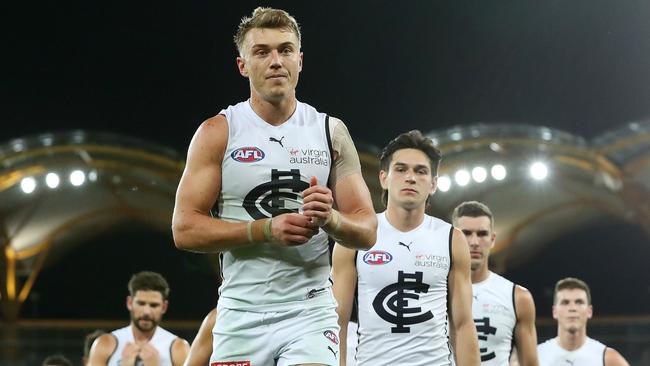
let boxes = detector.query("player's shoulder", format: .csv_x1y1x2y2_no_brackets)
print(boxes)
93,332,118,355
536,337,557,351
604,346,630,366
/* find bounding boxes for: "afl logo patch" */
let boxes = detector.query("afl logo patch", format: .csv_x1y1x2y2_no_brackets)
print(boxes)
363,251,393,265
323,330,339,345
231,147,265,162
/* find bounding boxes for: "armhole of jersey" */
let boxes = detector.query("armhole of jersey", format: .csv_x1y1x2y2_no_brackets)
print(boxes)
512,283,517,318
169,338,176,365
324,115,334,188
107,333,119,361
218,252,225,287
448,226,454,271
445,225,454,364
602,347,607,366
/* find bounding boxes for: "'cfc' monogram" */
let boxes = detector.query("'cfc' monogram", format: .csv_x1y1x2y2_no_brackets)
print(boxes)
372,271,433,333
243,169,308,219
475,317,498,361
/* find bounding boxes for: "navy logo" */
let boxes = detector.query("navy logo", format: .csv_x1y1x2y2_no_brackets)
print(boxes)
363,251,393,265
243,169,308,219
231,147,265,163
372,271,433,333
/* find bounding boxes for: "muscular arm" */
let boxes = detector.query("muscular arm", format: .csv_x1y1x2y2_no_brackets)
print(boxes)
448,229,480,366
183,308,217,366
87,334,117,366
171,337,190,366
332,243,359,365
172,116,317,252
302,119,377,250
513,285,539,366
605,347,630,366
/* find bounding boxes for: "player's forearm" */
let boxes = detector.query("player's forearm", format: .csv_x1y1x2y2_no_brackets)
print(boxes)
172,211,265,252
453,322,481,366
324,208,377,250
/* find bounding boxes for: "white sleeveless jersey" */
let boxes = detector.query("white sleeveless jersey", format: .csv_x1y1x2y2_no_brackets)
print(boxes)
355,212,454,366
217,100,334,311
472,272,517,365
538,337,606,366
107,325,177,366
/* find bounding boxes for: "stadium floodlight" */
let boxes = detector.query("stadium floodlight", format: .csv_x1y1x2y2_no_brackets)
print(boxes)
472,167,487,183
438,176,451,192
70,170,86,187
46,173,60,188
491,164,507,181
455,170,470,187
21,177,37,194
530,161,549,180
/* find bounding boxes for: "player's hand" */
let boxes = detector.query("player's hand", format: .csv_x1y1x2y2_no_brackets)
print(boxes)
302,176,334,227
139,342,160,366
271,213,319,246
120,342,140,366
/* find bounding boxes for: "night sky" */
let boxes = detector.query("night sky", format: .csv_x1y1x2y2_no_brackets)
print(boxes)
4,1,650,320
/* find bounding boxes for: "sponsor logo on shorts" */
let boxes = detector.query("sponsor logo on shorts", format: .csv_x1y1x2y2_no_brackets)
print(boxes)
323,330,339,345
231,147,265,162
211,362,251,366
363,251,393,265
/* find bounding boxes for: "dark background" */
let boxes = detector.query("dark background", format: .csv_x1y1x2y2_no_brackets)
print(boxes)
4,1,650,320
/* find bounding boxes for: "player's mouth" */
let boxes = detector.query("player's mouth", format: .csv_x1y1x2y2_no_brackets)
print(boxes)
401,188,418,194
470,251,482,258
267,74,287,79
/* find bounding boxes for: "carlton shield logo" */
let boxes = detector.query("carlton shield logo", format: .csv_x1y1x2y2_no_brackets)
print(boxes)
231,147,265,162
363,251,393,265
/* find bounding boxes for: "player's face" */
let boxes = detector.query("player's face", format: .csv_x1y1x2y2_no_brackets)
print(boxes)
380,148,436,210
237,28,303,103
127,290,168,333
552,288,592,334
456,216,495,271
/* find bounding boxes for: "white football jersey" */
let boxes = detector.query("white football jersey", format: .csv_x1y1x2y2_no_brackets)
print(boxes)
355,212,454,366
108,325,177,366
217,100,336,312
472,271,517,365
538,337,606,366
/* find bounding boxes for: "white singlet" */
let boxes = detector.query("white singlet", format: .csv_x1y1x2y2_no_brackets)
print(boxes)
472,271,517,365
537,337,606,366
355,212,454,366
107,325,177,366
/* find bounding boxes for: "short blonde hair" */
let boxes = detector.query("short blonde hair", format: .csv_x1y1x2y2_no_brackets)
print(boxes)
234,7,301,56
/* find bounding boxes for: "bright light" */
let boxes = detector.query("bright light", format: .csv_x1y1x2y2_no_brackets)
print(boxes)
438,176,451,192
491,164,507,181
70,170,86,186
21,177,36,194
46,173,60,188
88,170,98,182
530,162,548,180
454,170,470,187
472,167,487,183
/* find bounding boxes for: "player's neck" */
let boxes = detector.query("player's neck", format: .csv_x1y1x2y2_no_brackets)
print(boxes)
249,92,297,126
557,326,587,351
471,265,490,283
385,204,425,232
131,324,156,344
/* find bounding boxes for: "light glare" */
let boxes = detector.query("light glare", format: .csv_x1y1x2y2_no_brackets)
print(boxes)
491,164,507,181
454,170,470,187
70,170,86,186
438,176,451,192
21,177,36,194
46,173,60,188
530,162,549,180
472,167,487,183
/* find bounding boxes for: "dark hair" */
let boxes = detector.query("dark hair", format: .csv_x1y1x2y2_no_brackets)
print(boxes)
42,354,73,366
379,130,441,205
451,201,494,229
128,271,170,300
234,7,301,56
553,277,592,305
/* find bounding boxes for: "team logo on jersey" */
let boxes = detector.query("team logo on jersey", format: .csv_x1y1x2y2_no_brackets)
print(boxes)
373,270,433,333
323,330,339,345
363,251,393,265
285,146,330,166
211,362,251,366
231,147,265,162
243,169,309,219
474,317,497,361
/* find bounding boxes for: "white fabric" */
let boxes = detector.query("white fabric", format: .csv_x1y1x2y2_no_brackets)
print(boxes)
538,337,606,366
107,325,177,366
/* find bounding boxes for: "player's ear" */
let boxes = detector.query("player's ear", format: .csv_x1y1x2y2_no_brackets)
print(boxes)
237,56,249,78
379,169,388,190
126,296,133,311
162,300,169,314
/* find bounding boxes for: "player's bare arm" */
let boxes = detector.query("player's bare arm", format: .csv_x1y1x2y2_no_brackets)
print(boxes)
605,347,630,366
87,334,117,366
331,243,359,365
513,285,539,366
173,115,318,252
183,308,216,366
302,119,377,250
170,337,190,366
448,229,480,366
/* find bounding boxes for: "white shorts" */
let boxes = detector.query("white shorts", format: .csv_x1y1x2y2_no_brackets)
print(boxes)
210,302,340,366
